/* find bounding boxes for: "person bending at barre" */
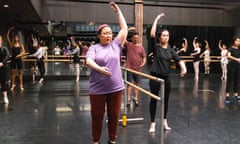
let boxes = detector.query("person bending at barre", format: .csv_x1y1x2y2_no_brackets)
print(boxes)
148,13,186,132
225,36,240,104
124,27,146,107
191,37,201,81
0,35,10,104
176,38,188,77
86,2,128,144
7,27,26,91
218,40,228,80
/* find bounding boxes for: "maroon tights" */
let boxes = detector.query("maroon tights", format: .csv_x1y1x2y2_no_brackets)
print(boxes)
90,91,122,142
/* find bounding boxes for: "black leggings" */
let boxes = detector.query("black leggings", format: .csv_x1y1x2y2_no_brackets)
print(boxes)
226,63,240,94
0,68,8,91
149,72,171,121
37,59,45,78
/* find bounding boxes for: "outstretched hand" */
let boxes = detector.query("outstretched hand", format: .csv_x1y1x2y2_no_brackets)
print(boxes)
110,1,120,14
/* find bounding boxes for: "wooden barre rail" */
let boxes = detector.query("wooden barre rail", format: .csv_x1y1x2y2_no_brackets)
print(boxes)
125,81,160,100
121,67,164,83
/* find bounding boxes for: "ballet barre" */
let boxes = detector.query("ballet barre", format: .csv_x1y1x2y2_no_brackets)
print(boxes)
121,67,165,144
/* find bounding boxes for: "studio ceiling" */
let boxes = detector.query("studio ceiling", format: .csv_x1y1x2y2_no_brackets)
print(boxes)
0,0,239,37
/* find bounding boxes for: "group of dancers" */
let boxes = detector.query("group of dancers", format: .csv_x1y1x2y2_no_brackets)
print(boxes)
1,2,240,144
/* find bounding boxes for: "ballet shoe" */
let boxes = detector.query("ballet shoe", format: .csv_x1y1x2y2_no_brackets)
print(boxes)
10,85,16,91
164,125,171,131
163,119,171,131
39,78,44,84
149,122,156,133
3,96,9,104
20,86,24,91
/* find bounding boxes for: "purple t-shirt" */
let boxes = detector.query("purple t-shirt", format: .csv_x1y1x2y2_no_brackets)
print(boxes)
86,38,124,95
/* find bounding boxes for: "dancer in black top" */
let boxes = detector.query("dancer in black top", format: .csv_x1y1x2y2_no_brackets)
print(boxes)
225,36,240,103
148,13,186,132
7,27,26,91
191,37,201,81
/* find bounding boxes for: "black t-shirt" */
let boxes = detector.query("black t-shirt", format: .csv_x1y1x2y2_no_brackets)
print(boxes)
150,42,180,76
228,47,240,66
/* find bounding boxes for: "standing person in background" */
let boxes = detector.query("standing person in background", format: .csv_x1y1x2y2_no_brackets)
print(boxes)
28,43,45,84
86,1,128,144
0,35,10,104
7,27,26,91
225,36,240,104
68,36,81,82
218,40,228,80
176,38,188,77
191,37,201,81
148,13,186,133
125,28,146,107
80,41,89,70
200,40,211,75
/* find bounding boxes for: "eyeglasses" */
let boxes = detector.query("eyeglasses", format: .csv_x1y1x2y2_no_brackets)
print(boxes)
100,32,113,36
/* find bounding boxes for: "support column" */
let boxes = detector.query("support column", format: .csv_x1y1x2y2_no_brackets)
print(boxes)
134,0,143,45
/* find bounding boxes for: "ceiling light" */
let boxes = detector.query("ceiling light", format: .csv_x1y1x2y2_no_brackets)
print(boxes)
3,4,9,8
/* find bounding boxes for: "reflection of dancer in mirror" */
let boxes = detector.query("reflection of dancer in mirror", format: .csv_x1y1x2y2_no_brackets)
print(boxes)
148,13,186,133
68,36,81,82
0,35,10,104
176,38,188,77
200,40,211,75
86,2,128,144
225,36,240,104
7,27,26,91
28,43,45,83
191,37,201,81
218,40,228,80
30,35,39,81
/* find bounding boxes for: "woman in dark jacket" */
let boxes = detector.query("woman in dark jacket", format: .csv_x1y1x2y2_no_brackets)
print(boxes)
0,35,10,104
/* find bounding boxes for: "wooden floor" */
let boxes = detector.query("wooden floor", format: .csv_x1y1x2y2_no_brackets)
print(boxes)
0,62,239,144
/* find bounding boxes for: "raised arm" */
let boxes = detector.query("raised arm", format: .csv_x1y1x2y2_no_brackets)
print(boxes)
150,13,165,38
7,27,14,47
193,37,198,48
218,40,223,51
183,38,188,49
110,1,128,45
205,40,210,49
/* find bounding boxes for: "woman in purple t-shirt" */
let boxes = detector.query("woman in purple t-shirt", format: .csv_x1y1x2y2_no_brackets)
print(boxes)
86,2,128,144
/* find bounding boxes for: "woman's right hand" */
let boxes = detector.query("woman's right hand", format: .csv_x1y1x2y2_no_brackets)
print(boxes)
110,1,120,14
